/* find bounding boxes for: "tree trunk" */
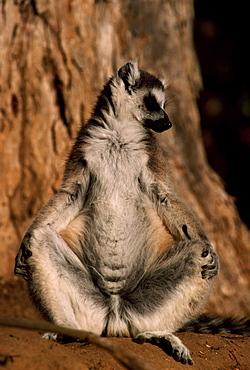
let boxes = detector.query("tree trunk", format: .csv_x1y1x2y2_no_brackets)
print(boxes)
1,0,250,317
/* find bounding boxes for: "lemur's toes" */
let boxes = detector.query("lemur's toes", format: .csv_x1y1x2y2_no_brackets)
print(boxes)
201,249,219,279
134,332,194,365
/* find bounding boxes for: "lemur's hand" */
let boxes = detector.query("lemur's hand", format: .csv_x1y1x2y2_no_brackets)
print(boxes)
14,232,33,281
200,245,219,280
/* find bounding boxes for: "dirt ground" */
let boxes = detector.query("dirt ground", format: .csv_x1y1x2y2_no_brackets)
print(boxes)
1,278,250,370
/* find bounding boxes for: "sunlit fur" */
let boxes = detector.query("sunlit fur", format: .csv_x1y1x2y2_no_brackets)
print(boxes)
15,62,219,365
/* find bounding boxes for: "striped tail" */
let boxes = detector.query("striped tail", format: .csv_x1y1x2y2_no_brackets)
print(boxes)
179,314,250,336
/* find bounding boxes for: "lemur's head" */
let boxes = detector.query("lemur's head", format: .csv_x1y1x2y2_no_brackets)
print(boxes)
114,61,172,133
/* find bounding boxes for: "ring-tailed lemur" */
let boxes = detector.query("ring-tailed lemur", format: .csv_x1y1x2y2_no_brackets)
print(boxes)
15,62,247,365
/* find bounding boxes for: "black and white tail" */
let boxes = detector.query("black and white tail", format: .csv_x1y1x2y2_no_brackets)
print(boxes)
179,314,250,336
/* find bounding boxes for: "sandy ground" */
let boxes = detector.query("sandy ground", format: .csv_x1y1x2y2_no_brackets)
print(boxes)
1,278,250,370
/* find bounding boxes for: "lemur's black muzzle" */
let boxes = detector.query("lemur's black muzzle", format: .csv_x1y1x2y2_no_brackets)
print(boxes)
144,110,172,133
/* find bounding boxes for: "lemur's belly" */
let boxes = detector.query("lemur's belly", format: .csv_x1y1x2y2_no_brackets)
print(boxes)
85,198,148,293
85,193,174,293
60,192,174,294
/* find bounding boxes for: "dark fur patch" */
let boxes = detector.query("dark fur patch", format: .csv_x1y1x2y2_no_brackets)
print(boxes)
119,242,197,315
143,93,161,112
179,314,250,336
137,70,165,91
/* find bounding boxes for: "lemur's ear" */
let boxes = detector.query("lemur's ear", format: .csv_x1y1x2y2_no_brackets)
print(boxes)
117,61,140,93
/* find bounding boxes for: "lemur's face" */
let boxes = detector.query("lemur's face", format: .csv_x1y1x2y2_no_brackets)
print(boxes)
140,88,172,133
117,62,172,133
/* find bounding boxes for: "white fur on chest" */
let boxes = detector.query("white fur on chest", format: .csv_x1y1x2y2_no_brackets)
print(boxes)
82,122,150,292
84,122,149,184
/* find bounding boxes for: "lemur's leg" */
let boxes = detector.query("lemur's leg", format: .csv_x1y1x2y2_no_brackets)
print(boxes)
124,239,218,365
135,332,193,365
15,174,89,281
26,225,107,336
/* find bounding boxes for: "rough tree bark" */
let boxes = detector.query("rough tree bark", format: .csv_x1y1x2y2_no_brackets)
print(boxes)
1,0,250,317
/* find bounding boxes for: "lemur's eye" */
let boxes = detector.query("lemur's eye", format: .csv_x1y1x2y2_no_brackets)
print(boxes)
143,93,161,112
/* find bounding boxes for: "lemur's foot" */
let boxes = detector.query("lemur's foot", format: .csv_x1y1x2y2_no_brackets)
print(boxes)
43,332,58,341
134,331,194,365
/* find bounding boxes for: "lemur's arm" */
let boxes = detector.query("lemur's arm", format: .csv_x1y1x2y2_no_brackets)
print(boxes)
140,168,209,243
15,162,89,280
156,182,208,242
30,177,87,231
